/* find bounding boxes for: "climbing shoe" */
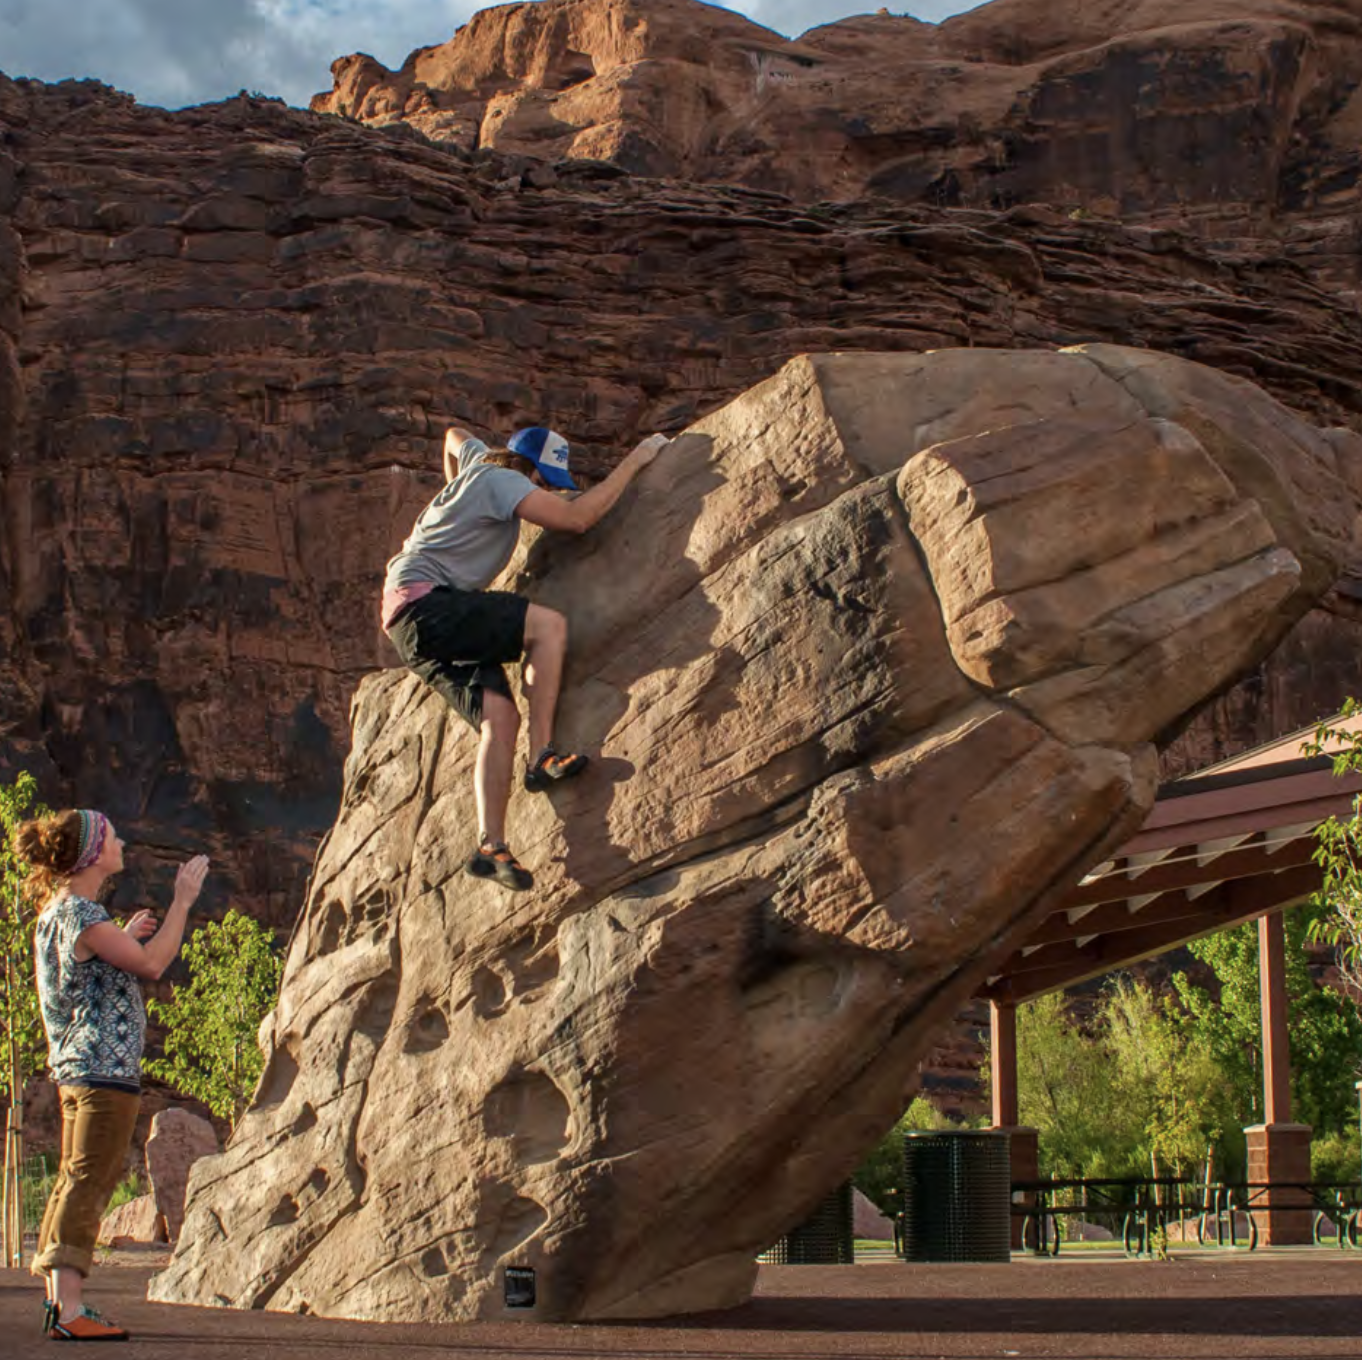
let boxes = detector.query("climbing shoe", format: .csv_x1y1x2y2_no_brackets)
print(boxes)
524,746,589,793
466,840,534,892
48,1304,129,1341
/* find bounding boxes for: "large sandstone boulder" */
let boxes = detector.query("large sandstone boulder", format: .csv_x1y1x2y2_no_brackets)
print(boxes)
151,347,1359,1322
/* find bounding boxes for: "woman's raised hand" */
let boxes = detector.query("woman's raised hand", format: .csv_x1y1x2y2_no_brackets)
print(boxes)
123,909,157,941
173,854,210,910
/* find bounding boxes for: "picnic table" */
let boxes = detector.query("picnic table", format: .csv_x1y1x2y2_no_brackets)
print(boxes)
1010,1176,1197,1257
1198,1181,1362,1250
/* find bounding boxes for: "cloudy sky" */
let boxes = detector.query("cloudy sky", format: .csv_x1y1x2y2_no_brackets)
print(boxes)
0,0,987,110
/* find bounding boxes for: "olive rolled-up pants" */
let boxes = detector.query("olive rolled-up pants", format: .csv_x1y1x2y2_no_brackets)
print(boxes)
32,1085,141,1277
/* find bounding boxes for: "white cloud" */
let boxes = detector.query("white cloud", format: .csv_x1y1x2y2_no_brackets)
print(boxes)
0,0,478,107
0,0,985,110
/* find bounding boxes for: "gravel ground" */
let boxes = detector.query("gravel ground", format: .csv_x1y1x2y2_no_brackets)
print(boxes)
4,1251,1362,1359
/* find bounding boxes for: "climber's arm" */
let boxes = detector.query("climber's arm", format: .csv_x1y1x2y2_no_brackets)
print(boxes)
443,426,480,482
516,434,670,534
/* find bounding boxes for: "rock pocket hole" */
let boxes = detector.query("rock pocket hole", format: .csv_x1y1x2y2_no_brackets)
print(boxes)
317,900,346,954
482,1068,571,1164
268,1194,300,1227
356,975,400,1040
255,1042,300,1109
354,886,393,944
468,966,508,1019
505,935,559,996
405,1002,451,1053
289,1103,317,1136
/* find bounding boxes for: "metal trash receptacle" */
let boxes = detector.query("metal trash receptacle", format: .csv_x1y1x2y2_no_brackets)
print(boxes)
901,1129,1011,1262
759,1181,855,1264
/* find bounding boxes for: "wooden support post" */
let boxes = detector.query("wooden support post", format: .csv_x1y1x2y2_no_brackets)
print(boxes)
990,1001,1019,1129
1246,910,1312,1244
1259,911,1292,1126
2,950,21,1270
2,935,27,1270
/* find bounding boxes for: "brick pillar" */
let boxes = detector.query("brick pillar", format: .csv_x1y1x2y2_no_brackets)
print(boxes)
1244,1123,1313,1245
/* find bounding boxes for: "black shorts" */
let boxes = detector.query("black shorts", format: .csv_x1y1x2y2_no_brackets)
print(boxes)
386,586,530,731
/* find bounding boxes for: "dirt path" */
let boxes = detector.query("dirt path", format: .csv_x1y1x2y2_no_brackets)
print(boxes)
5,1252,1362,1358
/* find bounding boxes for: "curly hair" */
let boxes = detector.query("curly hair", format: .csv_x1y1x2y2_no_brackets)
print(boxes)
12,810,85,898
483,447,539,478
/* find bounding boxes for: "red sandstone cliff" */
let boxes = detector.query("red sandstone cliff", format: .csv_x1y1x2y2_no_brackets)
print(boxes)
311,0,1362,294
2,72,1361,939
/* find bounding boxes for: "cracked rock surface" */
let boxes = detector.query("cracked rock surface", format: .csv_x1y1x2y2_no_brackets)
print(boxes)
151,347,1360,1322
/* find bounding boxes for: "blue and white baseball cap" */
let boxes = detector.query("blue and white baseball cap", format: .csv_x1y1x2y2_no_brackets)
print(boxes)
508,426,577,491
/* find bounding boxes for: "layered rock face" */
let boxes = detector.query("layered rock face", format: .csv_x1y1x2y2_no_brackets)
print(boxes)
314,0,1362,291
6,76,1362,932
151,347,1360,1322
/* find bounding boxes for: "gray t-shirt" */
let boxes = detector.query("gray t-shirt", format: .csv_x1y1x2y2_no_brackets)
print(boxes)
384,439,536,594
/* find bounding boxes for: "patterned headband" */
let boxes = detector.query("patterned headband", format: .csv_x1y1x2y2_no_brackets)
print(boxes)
72,810,109,873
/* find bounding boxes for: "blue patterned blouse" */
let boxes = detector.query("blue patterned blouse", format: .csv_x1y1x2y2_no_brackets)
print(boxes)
34,893,145,1092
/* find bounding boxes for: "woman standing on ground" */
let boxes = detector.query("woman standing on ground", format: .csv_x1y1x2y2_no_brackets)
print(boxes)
13,808,208,1341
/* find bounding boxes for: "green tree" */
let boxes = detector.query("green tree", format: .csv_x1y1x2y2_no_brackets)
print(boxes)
1,772,48,1267
1174,907,1362,1145
1,773,48,1098
1100,976,1234,1181
1013,990,1134,1178
1311,1125,1362,1184
145,909,283,1125
1306,698,1362,996
1007,979,1246,1184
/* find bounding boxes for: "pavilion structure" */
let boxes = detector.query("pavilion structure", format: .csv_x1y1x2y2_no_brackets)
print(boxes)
981,713,1362,1244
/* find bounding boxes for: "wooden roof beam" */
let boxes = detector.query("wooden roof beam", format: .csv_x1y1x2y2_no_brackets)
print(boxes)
979,863,1322,1005
1054,833,1320,912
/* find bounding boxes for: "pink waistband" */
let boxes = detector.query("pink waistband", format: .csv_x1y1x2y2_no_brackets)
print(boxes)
381,582,435,631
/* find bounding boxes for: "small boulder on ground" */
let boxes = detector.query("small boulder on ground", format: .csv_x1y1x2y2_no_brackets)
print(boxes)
145,1108,219,1243
853,1189,896,1242
98,1192,166,1247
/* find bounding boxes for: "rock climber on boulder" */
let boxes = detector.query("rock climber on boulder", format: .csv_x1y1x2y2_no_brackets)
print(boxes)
381,423,669,891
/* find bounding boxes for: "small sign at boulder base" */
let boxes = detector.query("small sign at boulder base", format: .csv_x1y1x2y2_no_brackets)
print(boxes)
504,1267,535,1309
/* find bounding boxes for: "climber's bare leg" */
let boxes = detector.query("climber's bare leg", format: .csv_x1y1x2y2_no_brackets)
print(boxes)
475,690,520,845
522,604,567,758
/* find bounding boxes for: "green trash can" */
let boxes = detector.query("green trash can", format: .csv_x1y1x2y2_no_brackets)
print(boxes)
760,1182,855,1264
901,1129,1011,1262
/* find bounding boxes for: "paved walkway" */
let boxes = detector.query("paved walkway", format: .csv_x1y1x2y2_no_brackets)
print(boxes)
5,1253,1362,1358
